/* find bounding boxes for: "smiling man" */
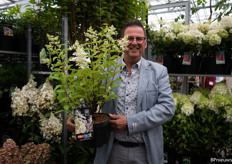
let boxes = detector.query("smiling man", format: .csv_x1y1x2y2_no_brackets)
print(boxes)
93,19,175,164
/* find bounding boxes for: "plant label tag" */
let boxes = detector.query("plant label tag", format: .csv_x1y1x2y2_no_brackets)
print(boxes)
74,109,93,141
209,81,214,86
216,51,225,64
156,54,164,65
182,52,192,65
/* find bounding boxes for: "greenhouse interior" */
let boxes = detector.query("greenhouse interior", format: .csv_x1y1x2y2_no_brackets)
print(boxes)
0,0,232,163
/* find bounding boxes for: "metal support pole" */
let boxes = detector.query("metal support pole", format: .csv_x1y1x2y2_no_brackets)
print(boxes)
27,23,32,81
62,16,68,164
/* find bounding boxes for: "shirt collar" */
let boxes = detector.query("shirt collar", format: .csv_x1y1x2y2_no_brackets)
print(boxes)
122,59,142,70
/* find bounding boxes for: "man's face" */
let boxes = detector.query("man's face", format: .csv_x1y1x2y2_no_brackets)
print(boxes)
124,26,147,60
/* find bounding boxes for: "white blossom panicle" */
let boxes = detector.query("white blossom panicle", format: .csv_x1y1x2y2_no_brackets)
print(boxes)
209,22,220,30
209,82,231,99
70,40,90,69
168,21,183,34
178,30,204,45
189,91,202,105
45,34,61,52
217,28,229,39
229,28,232,34
208,33,222,46
181,101,194,116
189,23,199,31
220,16,232,30
197,22,210,34
11,87,29,116
21,75,38,104
164,32,176,42
224,106,232,123
105,25,118,42
85,26,98,42
197,95,210,110
209,100,219,114
118,35,128,51
39,112,62,143
36,79,56,110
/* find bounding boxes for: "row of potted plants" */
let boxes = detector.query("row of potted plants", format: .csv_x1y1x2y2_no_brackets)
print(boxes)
148,15,232,74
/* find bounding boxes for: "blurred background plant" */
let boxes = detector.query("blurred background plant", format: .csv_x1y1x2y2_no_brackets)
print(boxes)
164,82,232,163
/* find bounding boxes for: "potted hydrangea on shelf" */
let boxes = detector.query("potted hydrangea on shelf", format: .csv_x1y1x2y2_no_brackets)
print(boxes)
45,25,128,147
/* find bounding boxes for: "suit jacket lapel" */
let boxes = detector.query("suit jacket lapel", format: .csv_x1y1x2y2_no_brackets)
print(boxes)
137,58,149,112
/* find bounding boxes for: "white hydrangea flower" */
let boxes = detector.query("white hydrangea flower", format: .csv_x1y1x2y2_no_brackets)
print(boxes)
11,87,29,116
178,30,204,45
36,79,57,110
209,34,221,46
181,101,194,116
105,25,118,43
197,22,210,34
209,22,220,30
164,32,176,42
21,76,38,105
70,40,90,69
217,28,229,39
209,100,219,114
220,16,232,30
118,35,128,51
189,23,199,31
209,82,231,99
85,26,98,42
189,91,202,105
224,106,232,123
39,112,62,143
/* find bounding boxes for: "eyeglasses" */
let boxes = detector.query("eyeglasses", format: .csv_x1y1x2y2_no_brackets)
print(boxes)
128,37,146,44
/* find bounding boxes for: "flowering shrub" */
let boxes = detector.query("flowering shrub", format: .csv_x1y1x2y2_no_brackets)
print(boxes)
0,138,51,164
149,15,232,57
11,75,62,143
164,82,232,160
45,25,127,114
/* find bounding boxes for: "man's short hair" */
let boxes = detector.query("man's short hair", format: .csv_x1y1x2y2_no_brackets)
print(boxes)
121,19,146,38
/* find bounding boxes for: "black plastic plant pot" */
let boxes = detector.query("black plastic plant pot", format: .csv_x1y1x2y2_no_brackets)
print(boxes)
81,113,111,148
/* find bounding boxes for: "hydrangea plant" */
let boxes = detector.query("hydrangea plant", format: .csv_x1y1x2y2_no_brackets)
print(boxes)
11,75,62,143
164,82,232,160
45,25,128,114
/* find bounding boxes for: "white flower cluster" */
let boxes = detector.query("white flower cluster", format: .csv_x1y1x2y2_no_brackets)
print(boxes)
11,75,62,142
181,101,194,116
151,15,232,52
36,79,57,110
70,40,90,69
178,30,205,46
209,82,231,99
189,91,202,105
118,35,128,51
224,106,232,123
11,76,38,116
11,87,29,116
39,112,62,143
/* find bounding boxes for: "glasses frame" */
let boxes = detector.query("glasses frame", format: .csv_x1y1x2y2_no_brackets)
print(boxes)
127,36,146,45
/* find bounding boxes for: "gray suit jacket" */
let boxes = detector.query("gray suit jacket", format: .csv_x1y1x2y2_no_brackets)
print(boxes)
94,57,175,164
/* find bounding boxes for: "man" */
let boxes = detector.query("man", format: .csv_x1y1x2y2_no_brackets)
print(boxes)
67,19,175,164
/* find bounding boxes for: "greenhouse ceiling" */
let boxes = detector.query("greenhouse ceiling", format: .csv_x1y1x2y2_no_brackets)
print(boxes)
0,0,232,26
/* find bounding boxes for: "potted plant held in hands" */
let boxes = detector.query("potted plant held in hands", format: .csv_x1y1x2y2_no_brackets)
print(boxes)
45,25,128,147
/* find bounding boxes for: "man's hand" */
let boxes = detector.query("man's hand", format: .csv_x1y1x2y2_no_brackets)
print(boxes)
109,114,128,131
66,115,75,132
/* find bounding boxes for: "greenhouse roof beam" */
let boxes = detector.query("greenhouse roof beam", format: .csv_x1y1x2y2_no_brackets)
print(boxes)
149,1,190,24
